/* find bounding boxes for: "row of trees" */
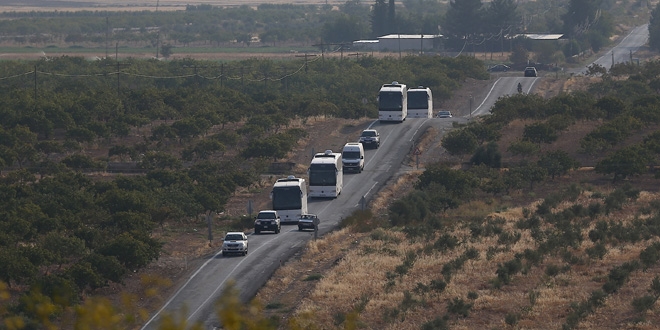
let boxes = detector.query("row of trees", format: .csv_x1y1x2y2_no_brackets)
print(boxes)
0,54,486,326
0,0,633,59
417,59,660,222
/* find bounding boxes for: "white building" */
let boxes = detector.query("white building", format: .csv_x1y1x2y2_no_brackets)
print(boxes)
352,34,443,52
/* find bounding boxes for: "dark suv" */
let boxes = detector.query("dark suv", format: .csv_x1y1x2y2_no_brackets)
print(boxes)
254,210,281,234
359,129,380,149
524,67,538,77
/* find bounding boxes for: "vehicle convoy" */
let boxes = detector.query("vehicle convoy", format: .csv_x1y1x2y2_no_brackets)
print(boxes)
222,232,248,256
308,150,343,198
407,86,433,118
254,210,281,234
298,214,320,231
378,81,407,123
271,176,307,223
359,129,380,149
341,142,364,173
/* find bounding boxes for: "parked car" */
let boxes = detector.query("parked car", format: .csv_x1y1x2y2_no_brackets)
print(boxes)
298,214,320,231
359,129,380,149
524,66,538,77
488,64,511,72
437,110,453,118
254,210,281,234
222,232,248,256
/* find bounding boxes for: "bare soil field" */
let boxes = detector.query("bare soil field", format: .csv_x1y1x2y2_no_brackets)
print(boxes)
0,0,349,12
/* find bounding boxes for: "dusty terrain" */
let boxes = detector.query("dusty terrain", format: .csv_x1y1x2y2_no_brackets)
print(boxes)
109,67,564,326
0,0,350,12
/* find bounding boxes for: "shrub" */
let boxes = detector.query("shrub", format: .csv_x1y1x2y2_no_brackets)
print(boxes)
505,313,520,326
446,297,472,317
586,243,608,259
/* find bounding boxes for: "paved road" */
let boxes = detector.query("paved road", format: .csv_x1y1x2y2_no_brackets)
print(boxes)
471,24,649,118
142,24,650,330
141,117,459,329
586,24,649,73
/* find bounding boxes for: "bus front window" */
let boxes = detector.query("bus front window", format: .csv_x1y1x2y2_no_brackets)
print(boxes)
309,164,337,186
272,187,303,210
378,92,403,111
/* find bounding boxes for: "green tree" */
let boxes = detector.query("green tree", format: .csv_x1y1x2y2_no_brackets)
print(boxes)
470,141,502,168
100,232,161,270
509,161,547,190
523,122,557,145
595,145,653,183
443,0,484,44
160,44,174,58
507,140,540,158
538,150,580,180
371,0,388,38
441,129,479,160
322,13,365,43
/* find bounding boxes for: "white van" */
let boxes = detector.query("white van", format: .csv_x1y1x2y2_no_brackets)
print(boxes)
341,142,364,173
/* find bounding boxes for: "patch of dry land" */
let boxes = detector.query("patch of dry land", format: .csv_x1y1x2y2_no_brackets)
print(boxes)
0,0,350,12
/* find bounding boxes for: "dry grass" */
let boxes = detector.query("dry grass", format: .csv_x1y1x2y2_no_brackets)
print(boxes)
256,184,660,329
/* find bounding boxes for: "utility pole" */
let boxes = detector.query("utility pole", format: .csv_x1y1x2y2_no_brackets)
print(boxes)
105,17,109,59
295,53,317,72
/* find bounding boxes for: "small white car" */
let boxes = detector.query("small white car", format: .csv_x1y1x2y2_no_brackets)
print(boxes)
437,110,453,118
222,232,248,256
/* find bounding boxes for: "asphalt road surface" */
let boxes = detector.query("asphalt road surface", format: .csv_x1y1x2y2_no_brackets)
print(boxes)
142,24,650,330
141,116,461,329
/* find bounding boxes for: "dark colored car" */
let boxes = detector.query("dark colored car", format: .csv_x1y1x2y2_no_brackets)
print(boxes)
524,67,538,77
488,64,511,72
298,214,320,231
359,129,380,149
254,210,281,234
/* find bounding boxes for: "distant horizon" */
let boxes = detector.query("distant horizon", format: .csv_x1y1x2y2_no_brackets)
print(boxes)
0,0,350,13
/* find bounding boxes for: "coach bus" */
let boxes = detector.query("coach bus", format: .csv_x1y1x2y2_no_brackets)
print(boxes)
407,86,433,118
378,81,408,123
308,150,343,198
271,176,308,223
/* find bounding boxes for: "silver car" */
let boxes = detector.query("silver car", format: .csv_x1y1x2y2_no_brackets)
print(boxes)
222,232,248,256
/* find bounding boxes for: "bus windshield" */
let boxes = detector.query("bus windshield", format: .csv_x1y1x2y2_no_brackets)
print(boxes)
379,91,403,111
309,164,337,186
408,91,429,109
272,186,302,210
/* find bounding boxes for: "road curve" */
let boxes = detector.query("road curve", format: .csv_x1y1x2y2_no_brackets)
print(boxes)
142,24,650,330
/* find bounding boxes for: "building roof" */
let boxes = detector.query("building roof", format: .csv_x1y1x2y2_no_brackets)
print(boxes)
378,34,442,40
516,33,564,40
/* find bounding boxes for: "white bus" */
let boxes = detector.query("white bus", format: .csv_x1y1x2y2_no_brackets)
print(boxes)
308,150,343,198
378,81,408,123
407,86,433,118
271,175,308,223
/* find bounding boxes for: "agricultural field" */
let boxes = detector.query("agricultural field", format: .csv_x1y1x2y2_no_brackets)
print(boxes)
0,0,349,12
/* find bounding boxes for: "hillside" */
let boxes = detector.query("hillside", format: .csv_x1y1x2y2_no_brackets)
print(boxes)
248,67,660,329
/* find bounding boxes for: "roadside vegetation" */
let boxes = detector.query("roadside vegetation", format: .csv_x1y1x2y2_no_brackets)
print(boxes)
252,60,660,329
0,54,485,327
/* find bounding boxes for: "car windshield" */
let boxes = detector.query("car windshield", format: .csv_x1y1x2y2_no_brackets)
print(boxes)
361,131,376,137
225,234,243,241
439,111,450,115
300,214,316,220
257,212,276,219
343,151,361,159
